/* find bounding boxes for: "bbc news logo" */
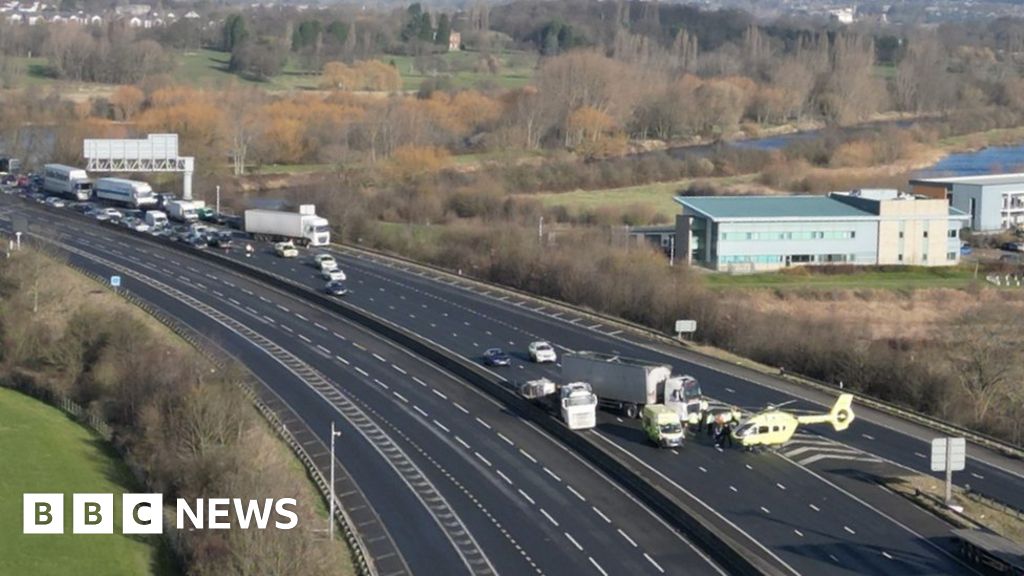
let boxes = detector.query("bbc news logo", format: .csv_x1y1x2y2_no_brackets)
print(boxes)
23,494,299,534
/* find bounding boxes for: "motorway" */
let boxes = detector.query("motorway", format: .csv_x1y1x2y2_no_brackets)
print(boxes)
0,196,726,575
202,234,1020,574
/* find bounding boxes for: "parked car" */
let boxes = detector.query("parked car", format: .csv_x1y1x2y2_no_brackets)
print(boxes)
960,243,973,256
528,341,558,363
1001,242,1024,253
324,280,348,296
322,268,346,281
482,348,512,367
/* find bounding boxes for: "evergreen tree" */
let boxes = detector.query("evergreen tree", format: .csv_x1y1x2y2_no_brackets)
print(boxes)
435,13,451,47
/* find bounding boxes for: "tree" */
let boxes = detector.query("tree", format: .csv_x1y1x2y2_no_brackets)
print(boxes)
230,39,287,81
223,14,248,52
325,21,349,47
435,13,451,48
292,20,322,52
109,85,144,120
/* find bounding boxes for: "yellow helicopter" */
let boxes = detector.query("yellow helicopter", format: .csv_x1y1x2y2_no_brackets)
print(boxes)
730,394,855,449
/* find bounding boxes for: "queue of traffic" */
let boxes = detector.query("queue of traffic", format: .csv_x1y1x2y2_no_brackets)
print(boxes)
1,162,344,297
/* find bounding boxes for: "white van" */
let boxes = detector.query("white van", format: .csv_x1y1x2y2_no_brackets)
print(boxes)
145,210,168,228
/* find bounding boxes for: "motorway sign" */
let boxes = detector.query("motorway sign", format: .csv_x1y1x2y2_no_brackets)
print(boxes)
931,437,966,472
110,275,121,288
675,320,697,334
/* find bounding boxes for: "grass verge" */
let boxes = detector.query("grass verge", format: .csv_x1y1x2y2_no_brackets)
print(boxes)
0,387,176,576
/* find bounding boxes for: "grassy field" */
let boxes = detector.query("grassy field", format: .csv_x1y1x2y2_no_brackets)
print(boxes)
0,388,175,576
527,175,759,220
704,265,979,290
10,48,535,93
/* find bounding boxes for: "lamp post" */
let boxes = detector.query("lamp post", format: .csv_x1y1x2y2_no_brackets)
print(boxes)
215,185,221,215
15,231,21,250
329,421,342,540
538,216,544,241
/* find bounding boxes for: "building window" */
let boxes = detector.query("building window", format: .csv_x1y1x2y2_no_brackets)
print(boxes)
899,231,904,239
948,229,957,238
923,253,928,261
850,231,856,239
923,230,929,238
898,254,903,261
947,252,956,260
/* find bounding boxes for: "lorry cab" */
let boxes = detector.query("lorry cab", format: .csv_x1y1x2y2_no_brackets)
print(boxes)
560,382,597,431
642,404,684,448
664,376,708,426
307,217,331,246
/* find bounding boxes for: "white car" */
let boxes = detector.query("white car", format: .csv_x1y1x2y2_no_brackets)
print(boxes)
314,254,338,271
275,242,298,258
44,197,67,208
101,207,123,220
528,341,558,363
322,268,347,281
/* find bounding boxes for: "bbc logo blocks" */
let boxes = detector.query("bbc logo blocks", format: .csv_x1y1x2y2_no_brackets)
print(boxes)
23,493,163,534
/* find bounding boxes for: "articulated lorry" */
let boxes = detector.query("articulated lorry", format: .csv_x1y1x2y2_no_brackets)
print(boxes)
244,205,330,246
519,378,597,431
561,351,707,421
93,177,158,209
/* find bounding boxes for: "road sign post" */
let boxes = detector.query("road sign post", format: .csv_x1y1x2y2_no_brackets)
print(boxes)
930,437,966,507
110,275,121,293
674,319,696,340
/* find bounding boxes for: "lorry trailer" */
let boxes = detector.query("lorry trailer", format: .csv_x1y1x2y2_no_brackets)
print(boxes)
244,205,330,246
93,177,158,209
562,351,706,420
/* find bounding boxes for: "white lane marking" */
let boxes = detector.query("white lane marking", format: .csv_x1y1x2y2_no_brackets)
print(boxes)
971,472,985,480
281,325,294,333
373,353,387,362
475,417,492,430
392,364,407,375
761,506,770,514
809,504,820,512
241,288,253,295
862,434,875,440
496,470,513,485
262,315,275,323
414,406,428,418
519,449,537,463
844,526,856,535
565,532,583,551
497,432,514,446
432,389,448,400
698,466,707,473
353,343,367,351
729,486,738,493
776,483,786,491
566,485,586,501
794,529,804,537
475,452,492,467
454,402,469,415
259,296,270,303
543,467,561,482
433,420,450,433
540,509,559,527
618,528,637,547
333,332,346,340
455,436,470,449
882,552,893,560
413,377,428,387
592,506,611,523
725,387,736,393
245,306,259,315
298,334,311,343
373,379,389,390
518,489,535,505
644,553,665,574
277,304,289,312
608,330,622,336
587,323,602,330
213,290,224,297
317,344,331,354
589,557,608,576
354,367,368,377
335,355,350,365
393,392,408,403
914,452,927,459
314,322,327,330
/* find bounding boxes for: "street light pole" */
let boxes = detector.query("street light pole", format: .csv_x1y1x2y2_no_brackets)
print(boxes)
538,216,544,241
215,185,221,215
15,231,21,250
329,421,342,540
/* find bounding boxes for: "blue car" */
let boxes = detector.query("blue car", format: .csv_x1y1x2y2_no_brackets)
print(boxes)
483,348,512,367
324,280,348,296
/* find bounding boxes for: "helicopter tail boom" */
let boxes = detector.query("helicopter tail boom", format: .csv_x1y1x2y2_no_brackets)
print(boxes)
796,394,855,431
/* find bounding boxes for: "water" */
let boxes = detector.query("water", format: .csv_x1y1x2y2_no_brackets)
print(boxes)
914,143,1024,178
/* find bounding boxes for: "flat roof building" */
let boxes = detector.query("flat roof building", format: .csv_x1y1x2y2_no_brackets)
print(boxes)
674,190,968,272
910,173,1024,232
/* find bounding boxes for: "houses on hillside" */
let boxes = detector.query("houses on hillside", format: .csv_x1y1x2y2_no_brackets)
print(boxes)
1,1,200,27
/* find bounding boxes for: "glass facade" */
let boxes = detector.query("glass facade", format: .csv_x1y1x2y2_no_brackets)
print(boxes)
720,230,857,241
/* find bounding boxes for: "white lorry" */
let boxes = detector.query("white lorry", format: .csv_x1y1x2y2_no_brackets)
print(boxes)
519,378,597,431
93,177,158,208
144,210,168,228
42,164,92,201
166,200,199,223
244,205,330,246
561,351,707,421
